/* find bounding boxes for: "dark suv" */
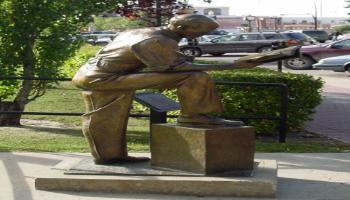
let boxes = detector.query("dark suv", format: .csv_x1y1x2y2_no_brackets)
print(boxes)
285,30,329,43
281,31,318,46
179,32,287,57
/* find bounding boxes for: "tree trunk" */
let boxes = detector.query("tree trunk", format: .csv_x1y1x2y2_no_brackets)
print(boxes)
0,39,35,126
0,101,23,126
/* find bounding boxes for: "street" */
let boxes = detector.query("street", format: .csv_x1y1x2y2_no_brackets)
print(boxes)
197,54,350,143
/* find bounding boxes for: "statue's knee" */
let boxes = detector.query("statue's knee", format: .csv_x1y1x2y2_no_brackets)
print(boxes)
190,71,211,80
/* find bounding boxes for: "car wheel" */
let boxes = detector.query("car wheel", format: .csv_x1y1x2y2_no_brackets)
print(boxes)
345,64,350,73
210,53,224,56
258,46,273,53
283,56,314,70
192,48,202,57
181,48,202,57
181,48,195,56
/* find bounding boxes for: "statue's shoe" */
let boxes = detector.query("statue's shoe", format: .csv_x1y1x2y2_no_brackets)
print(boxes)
177,114,243,126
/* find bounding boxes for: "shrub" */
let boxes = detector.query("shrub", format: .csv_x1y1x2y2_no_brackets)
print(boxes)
59,44,100,77
163,68,323,135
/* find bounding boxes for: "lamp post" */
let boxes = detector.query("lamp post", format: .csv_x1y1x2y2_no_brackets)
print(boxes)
258,17,264,32
244,15,256,32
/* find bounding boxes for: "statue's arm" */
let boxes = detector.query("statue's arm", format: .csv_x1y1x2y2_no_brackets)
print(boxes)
170,46,301,72
131,37,300,73
170,59,258,72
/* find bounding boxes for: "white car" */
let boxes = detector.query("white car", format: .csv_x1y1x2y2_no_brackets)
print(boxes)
313,55,350,72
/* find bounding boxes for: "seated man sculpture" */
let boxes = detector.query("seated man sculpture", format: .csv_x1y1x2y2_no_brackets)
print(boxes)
72,14,299,164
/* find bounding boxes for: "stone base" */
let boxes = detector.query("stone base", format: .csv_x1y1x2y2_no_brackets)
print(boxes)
151,124,255,174
35,158,277,198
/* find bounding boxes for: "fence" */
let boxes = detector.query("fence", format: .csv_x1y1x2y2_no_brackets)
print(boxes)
0,77,288,142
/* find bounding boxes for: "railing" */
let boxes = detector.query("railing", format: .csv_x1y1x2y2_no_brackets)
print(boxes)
0,77,288,142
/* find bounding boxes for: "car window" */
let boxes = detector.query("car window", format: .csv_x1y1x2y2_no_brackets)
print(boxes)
214,35,240,42
239,34,261,41
334,39,350,48
303,30,328,37
283,33,306,40
207,29,229,35
263,33,283,40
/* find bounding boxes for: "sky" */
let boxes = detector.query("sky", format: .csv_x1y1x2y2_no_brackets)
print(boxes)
188,0,349,17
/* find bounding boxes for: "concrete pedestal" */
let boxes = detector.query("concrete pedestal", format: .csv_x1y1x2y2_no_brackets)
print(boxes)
151,124,255,174
34,124,276,197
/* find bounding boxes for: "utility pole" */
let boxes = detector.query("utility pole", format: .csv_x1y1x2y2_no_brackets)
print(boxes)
156,0,161,27
313,1,318,29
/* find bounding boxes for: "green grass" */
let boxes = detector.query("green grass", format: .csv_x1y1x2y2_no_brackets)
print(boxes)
1,80,349,153
1,116,349,153
0,118,150,152
24,82,84,126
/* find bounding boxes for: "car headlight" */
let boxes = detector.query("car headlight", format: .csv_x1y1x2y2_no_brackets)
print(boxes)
317,59,325,64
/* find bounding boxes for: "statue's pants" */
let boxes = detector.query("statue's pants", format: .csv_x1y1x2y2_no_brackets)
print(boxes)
74,71,224,162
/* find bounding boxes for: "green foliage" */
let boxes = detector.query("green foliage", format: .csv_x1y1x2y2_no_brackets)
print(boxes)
0,0,126,101
59,45,100,77
163,68,323,135
93,17,148,31
211,68,323,134
333,25,350,33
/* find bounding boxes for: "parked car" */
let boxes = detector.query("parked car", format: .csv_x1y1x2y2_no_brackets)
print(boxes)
302,30,329,43
84,34,116,45
313,55,350,72
179,32,287,57
286,30,328,43
283,38,350,70
280,31,318,46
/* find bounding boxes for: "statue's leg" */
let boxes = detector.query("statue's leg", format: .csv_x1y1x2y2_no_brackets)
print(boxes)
77,71,235,163
81,90,136,164
81,71,224,115
175,71,224,114
175,72,243,126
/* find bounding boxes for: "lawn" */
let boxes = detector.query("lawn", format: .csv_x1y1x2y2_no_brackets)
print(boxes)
0,81,349,153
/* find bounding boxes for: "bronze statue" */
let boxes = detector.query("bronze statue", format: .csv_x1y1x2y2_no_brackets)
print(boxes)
72,14,299,164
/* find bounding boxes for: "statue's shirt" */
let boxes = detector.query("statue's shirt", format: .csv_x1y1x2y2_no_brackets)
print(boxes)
87,28,187,77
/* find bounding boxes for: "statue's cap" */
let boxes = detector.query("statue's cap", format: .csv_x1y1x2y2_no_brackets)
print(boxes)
169,14,219,32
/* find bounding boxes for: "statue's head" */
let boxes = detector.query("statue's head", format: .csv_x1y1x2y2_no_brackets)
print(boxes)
168,14,219,39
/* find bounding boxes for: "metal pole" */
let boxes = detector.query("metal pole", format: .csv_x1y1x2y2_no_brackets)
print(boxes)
150,109,167,129
277,60,283,72
279,84,288,143
313,1,318,30
156,0,161,27
248,20,252,32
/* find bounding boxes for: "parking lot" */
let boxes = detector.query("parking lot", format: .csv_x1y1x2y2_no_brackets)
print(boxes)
198,54,350,143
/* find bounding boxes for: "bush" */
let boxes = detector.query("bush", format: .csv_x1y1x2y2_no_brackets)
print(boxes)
59,44,100,77
163,68,323,135
93,17,149,31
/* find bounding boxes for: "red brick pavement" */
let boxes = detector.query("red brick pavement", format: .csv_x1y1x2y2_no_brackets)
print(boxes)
305,84,350,144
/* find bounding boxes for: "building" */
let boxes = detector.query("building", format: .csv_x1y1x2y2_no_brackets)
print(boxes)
194,6,349,33
281,17,349,31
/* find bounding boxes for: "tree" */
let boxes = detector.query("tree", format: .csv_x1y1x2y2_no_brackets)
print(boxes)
93,16,149,31
0,0,212,126
118,0,200,26
0,0,125,126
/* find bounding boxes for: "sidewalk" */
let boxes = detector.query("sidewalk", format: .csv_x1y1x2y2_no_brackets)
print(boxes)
1,152,350,200
305,77,350,144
